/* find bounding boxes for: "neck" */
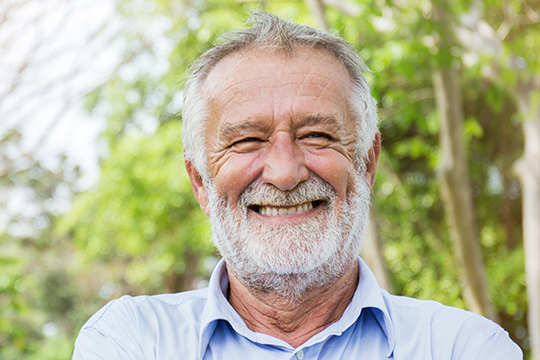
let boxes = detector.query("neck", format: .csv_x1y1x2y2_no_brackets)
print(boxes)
226,259,359,348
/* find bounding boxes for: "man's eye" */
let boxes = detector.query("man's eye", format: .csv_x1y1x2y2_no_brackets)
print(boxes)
232,137,263,146
302,132,332,140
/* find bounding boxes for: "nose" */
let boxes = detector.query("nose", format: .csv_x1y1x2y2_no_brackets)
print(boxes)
262,133,309,191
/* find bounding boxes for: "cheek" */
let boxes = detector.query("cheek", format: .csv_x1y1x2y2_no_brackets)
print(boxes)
213,153,265,203
304,151,357,195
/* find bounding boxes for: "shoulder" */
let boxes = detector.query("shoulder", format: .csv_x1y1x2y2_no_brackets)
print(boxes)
383,292,486,327
84,288,209,331
382,293,522,360
73,289,209,359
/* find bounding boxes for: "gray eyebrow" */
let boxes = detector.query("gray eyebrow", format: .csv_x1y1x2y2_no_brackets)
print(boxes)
219,120,269,141
294,113,343,131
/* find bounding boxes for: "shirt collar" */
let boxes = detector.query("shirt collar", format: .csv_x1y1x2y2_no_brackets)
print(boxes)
355,257,395,357
198,257,395,358
198,260,245,359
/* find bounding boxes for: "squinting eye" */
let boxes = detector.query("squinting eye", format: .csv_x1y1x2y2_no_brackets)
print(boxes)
303,132,332,140
236,137,263,144
231,137,264,147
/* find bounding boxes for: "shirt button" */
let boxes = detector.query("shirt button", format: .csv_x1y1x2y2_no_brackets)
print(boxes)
296,349,304,360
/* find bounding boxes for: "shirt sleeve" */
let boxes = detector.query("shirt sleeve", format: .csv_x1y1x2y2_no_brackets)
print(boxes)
443,310,523,360
460,327,523,360
73,297,146,360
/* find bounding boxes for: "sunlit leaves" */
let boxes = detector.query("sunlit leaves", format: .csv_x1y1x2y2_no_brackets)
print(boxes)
60,121,213,292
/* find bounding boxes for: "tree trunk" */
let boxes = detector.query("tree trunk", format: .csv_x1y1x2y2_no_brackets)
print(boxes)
431,0,499,323
363,207,393,292
433,68,499,322
166,251,199,293
514,78,540,360
454,6,539,355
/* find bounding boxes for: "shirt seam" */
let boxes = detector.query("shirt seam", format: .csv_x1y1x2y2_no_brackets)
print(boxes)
81,325,142,356
387,296,454,310
460,328,517,359
84,296,208,330
84,299,118,329
148,295,208,308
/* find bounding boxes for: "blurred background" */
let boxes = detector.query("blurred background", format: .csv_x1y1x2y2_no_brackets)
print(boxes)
1,0,538,358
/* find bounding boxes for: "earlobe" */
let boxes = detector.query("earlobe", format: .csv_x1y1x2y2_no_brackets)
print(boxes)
185,160,210,217
365,132,381,188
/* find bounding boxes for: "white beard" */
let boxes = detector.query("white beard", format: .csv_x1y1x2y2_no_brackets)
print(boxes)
206,169,371,302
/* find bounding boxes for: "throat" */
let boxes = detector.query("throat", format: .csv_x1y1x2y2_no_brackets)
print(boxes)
226,260,359,348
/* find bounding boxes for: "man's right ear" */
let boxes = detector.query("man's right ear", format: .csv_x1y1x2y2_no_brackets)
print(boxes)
185,160,210,217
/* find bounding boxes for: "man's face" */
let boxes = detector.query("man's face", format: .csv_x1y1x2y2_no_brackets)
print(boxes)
187,48,379,295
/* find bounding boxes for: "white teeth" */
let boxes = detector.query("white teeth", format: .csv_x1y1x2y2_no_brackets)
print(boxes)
258,202,316,216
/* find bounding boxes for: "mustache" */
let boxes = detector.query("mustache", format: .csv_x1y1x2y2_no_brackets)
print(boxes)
239,176,336,208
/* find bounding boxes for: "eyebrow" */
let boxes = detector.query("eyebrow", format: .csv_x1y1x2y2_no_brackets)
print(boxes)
294,113,343,131
218,113,343,142
219,120,269,142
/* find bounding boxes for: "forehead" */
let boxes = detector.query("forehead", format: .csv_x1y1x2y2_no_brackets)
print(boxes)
202,48,354,128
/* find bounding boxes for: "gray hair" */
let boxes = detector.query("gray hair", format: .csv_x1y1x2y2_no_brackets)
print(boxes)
182,12,378,179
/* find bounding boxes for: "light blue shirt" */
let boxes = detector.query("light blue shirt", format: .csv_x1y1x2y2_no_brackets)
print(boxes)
73,258,522,359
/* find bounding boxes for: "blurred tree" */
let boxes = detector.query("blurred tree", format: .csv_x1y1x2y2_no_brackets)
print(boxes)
59,121,213,294
0,130,81,359
0,0,120,358
431,0,497,321
453,0,540,355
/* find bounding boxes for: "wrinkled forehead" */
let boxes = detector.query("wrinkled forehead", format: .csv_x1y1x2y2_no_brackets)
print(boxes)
201,47,354,113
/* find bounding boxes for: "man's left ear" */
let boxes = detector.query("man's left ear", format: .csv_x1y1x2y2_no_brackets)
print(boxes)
185,159,210,217
365,132,381,188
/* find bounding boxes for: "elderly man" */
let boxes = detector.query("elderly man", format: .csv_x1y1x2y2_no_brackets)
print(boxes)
73,12,522,360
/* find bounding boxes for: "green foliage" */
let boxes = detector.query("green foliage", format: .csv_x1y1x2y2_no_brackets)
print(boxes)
0,250,32,354
374,149,463,306
60,120,213,293
0,128,85,359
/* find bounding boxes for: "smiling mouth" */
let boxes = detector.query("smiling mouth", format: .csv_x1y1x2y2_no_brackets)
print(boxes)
249,200,325,216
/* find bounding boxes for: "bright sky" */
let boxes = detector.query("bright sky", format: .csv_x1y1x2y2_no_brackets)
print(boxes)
0,0,124,237
0,0,122,181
